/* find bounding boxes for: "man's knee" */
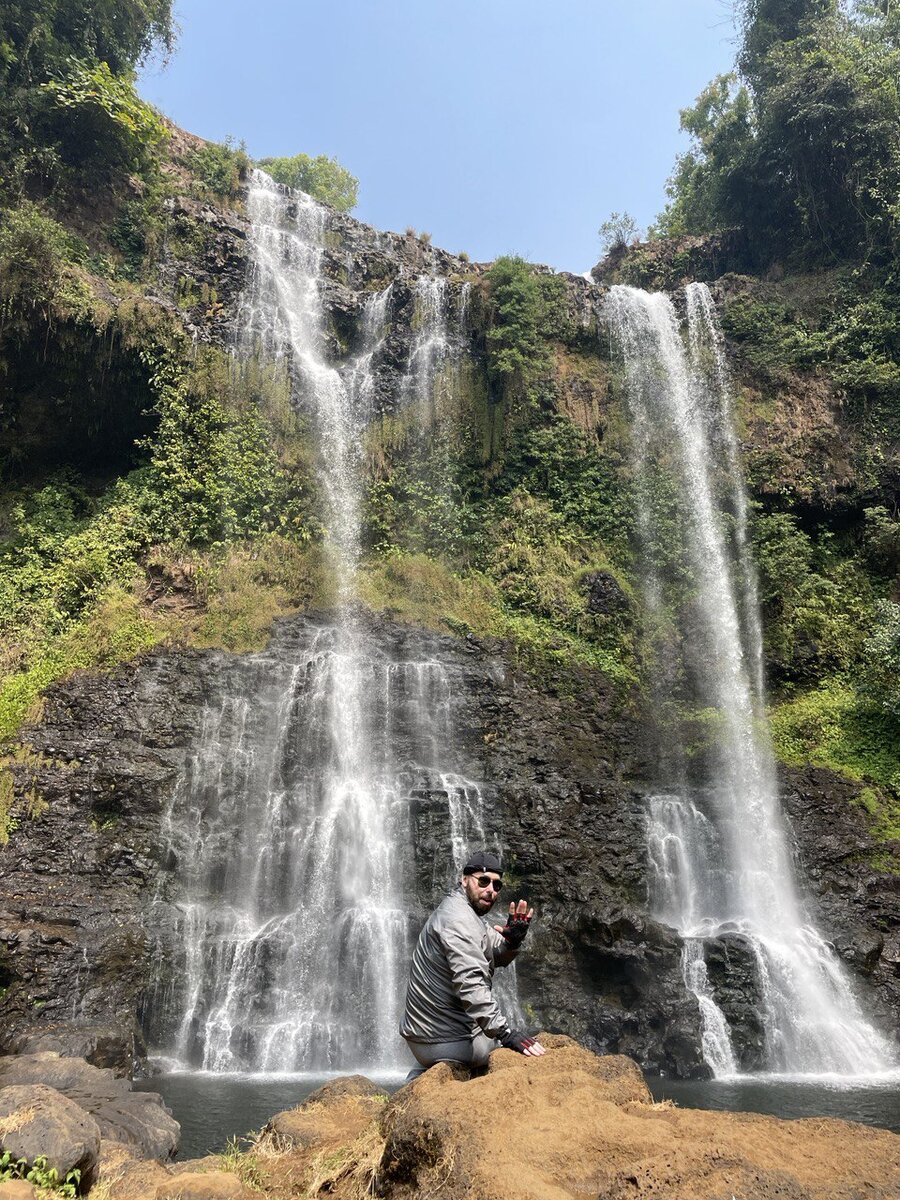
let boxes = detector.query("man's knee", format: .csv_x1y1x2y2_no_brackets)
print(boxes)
471,1033,496,1068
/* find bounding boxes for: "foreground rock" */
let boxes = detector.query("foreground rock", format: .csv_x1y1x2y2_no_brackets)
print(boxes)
0,1082,100,1192
0,1053,178,1160
377,1037,899,1199
267,1073,387,1150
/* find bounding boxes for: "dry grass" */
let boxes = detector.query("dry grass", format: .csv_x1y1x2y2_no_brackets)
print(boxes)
357,553,500,637
303,1119,385,1199
0,1104,37,1135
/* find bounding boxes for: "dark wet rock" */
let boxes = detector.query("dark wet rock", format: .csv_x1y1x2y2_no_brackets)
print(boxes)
0,615,897,1080
782,766,900,1036
0,1082,100,1192
580,569,631,616
0,1054,178,1160
704,934,767,1072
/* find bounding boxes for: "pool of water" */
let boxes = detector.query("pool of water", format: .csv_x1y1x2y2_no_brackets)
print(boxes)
138,1068,900,1161
645,1074,900,1133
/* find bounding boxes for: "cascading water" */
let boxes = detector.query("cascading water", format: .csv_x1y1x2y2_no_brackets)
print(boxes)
608,283,896,1078
144,174,516,1072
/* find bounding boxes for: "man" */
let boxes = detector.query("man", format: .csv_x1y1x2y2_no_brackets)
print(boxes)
400,850,546,1079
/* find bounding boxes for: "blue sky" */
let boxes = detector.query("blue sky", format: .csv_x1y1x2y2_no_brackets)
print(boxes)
139,1,738,274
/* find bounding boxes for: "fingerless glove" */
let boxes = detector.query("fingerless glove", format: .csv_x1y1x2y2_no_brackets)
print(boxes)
499,912,531,948
501,1029,536,1053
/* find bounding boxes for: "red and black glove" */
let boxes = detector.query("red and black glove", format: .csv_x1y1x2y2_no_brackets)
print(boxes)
501,1029,536,1053
499,910,532,948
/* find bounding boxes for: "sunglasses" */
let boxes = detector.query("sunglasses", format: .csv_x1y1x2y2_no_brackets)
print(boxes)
473,875,502,892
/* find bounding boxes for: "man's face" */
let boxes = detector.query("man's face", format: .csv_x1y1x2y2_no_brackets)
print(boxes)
463,871,502,914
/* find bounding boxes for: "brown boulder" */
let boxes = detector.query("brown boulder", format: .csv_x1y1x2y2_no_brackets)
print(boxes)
155,1171,247,1199
377,1034,900,1200
0,1082,100,1192
0,1183,38,1199
266,1073,386,1152
301,1074,386,1107
0,1053,178,1160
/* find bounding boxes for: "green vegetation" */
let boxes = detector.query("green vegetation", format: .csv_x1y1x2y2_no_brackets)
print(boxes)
482,256,568,409
770,683,900,856
656,1,900,268
750,502,899,853
0,264,323,740
598,211,640,254
257,152,358,211
0,0,174,202
189,136,250,200
0,1150,80,1197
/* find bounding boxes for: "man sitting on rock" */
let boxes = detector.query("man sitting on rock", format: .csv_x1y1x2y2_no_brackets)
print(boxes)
400,850,546,1080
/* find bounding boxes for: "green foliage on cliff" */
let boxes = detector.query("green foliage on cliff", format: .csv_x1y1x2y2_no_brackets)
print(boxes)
40,58,166,177
0,0,173,200
482,257,567,408
751,508,879,681
770,683,900,840
189,137,250,200
657,1,900,266
258,153,358,211
0,277,323,738
859,600,900,719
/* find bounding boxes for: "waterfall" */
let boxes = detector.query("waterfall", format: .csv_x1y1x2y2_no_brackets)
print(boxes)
608,283,895,1078
144,174,515,1072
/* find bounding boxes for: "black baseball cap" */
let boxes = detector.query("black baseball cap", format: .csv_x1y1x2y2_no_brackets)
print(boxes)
462,851,503,876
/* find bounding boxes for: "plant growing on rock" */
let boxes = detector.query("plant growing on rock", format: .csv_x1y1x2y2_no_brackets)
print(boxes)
598,211,640,254
257,152,358,211
0,1151,80,1197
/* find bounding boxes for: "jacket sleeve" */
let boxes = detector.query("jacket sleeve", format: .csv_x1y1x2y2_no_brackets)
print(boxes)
438,926,511,1041
487,924,518,968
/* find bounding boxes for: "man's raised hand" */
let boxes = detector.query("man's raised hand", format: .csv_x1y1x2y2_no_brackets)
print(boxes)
495,898,533,947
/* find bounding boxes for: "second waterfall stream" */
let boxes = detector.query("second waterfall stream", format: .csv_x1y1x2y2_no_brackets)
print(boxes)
607,283,895,1078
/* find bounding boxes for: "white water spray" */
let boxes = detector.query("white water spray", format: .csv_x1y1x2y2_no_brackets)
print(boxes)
608,283,896,1078
145,176,517,1071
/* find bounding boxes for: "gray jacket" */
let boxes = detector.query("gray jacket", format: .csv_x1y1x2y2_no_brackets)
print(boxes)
400,885,517,1044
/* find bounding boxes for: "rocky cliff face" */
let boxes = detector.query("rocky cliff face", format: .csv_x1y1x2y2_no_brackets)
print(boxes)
1,613,896,1077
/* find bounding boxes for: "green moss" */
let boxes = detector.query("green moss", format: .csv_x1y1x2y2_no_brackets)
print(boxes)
358,551,636,695
770,681,900,855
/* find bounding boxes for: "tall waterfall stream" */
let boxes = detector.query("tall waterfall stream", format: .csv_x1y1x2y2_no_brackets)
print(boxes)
144,175,515,1074
607,284,896,1079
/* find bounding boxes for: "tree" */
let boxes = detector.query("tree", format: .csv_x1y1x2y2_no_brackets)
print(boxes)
257,153,358,212
598,212,640,254
0,1,175,196
484,257,544,389
654,2,900,263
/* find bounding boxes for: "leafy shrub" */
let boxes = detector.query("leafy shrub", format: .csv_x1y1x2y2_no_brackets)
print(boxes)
0,1149,80,1196
859,600,900,719
483,257,546,393
258,153,358,211
40,59,166,174
751,508,875,680
496,415,631,554
189,136,250,200
770,682,900,836
0,202,72,305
